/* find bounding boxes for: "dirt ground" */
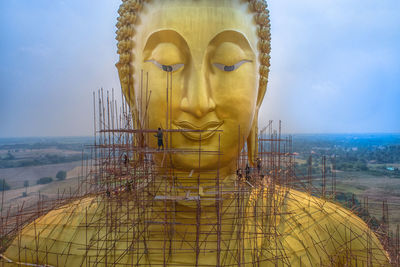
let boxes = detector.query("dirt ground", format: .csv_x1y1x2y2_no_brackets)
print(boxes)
0,161,82,189
335,171,400,233
0,168,82,215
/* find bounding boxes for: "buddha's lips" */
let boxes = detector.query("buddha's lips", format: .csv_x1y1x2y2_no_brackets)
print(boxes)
173,120,224,141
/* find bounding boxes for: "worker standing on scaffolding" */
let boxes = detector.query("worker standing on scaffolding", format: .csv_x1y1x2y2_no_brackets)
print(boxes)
155,127,164,150
236,168,243,180
245,163,251,180
256,158,262,175
123,154,129,167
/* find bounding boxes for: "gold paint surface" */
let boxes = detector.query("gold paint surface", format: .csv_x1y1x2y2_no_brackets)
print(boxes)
4,188,390,266
2,1,391,266
133,0,260,176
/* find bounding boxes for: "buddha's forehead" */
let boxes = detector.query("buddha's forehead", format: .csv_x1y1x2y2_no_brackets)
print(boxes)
135,0,258,56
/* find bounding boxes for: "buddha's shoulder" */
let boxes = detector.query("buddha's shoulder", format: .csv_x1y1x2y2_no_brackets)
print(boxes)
248,186,389,265
11,196,101,240
35,193,135,216
29,196,100,225
249,186,370,233
283,188,368,229
3,196,102,265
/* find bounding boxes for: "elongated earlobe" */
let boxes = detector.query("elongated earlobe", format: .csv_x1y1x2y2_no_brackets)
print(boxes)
116,62,137,120
247,109,259,166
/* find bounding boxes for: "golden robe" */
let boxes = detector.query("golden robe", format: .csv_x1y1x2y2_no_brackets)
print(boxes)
3,184,390,266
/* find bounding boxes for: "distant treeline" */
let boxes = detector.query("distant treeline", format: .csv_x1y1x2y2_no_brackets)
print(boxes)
292,133,400,151
0,153,85,169
0,137,93,169
0,142,91,152
292,134,400,164
290,134,400,178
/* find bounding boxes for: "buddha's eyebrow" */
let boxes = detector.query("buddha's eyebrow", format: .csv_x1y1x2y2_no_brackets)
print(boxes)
143,30,189,60
209,30,255,56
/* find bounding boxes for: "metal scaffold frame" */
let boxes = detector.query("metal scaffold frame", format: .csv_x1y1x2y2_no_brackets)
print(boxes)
0,71,399,266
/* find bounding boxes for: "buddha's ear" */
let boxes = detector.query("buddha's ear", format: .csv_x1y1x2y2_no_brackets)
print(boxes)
247,75,268,166
116,62,136,109
256,75,268,110
247,108,259,166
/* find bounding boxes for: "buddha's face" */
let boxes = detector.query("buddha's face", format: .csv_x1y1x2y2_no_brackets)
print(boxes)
132,0,260,174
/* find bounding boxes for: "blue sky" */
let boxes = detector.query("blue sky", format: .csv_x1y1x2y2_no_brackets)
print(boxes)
0,0,399,137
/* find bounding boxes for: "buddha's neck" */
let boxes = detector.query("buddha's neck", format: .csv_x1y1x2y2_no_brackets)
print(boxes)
141,167,254,264
149,169,251,232
160,163,237,187
148,184,249,249
153,164,242,209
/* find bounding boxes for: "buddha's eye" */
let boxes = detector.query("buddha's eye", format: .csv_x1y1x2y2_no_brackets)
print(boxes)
145,60,184,73
213,60,252,72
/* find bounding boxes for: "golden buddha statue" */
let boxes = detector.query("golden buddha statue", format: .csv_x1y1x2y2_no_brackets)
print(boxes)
2,0,391,266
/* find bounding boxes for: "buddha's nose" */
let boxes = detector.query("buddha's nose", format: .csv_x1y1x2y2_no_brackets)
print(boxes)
180,71,216,118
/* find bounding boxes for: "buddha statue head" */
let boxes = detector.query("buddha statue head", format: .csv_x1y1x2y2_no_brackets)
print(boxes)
116,0,271,177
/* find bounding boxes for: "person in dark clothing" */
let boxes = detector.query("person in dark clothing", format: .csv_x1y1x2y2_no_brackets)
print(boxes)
123,154,129,166
245,163,251,179
126,180,132,192
256,158,261,174
155,128,164,150
236,168,243,180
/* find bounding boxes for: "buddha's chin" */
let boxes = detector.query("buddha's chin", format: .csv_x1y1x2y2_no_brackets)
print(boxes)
171,153,227,171
168,137,236,171
150,131,238,175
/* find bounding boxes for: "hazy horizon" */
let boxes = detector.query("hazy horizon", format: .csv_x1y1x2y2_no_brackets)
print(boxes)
1,0,399,137
1,132,400,140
